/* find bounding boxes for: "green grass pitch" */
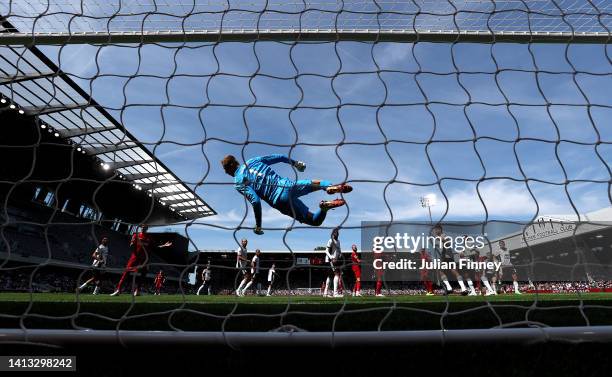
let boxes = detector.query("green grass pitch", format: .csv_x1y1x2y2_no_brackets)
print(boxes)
2,292,612,332
2,292,612,304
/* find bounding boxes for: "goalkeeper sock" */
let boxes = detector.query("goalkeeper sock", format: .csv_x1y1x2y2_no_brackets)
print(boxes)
317,180,332,190
324,277,330,296
79,282,87,290
458,277,466,292
513,281,520,293
267,286,271,295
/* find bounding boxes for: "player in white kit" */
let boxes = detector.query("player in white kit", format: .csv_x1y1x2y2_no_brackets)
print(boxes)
495,240,521,294
323,228,343,298
77,237,109,295
240,249,261,296
266,263,278,296
235,239,250,296
432,225,468,295
197,262,212,295
460,236,479,296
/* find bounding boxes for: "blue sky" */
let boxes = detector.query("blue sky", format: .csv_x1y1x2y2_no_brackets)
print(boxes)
36,39,611,251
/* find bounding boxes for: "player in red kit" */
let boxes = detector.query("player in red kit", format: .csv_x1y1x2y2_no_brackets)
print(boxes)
350,244,362,296
419,248,434,296
110,225,172,296
154,270,166,295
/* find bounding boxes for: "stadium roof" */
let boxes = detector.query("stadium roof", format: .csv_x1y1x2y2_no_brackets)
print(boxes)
0,19,216,221
492,207,612,250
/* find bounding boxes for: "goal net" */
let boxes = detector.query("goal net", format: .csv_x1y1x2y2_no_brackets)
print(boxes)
0,0,611,347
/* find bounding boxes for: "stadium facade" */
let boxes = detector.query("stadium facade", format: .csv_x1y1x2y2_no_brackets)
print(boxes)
491,208,612,283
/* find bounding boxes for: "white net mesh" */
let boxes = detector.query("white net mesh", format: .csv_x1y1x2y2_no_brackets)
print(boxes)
0,0,611,347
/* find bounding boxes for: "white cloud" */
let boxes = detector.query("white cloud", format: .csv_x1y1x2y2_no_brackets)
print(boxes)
345,180,606,224
376,43,413,67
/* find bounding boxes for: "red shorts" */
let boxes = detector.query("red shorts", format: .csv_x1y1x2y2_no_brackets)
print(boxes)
352,267,361,279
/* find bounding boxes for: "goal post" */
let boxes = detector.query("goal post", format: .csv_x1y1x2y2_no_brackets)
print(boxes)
0,29,609,45
2,0,610,45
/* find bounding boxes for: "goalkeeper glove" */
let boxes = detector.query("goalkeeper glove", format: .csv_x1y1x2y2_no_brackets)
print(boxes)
293,160,306,172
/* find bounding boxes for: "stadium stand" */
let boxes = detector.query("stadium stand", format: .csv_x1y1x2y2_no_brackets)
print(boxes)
0,53,213,293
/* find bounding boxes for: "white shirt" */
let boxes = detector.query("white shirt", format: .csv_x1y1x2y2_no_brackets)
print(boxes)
236,246,247,268
251,255,260,274
268,267,275,282
495,247,512,266
203,268,211,281
325,238,341,262
92,244,108,267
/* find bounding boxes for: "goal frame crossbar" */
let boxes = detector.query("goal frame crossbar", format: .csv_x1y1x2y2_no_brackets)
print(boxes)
3,327,612,347
0,29,609,45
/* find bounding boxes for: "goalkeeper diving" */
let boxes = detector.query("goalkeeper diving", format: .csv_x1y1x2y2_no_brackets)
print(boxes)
221,154,352,234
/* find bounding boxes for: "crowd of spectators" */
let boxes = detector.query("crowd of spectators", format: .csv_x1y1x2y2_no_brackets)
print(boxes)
0,267,181,294
205,281,612,297
4,266,612,296
0,268,76,292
